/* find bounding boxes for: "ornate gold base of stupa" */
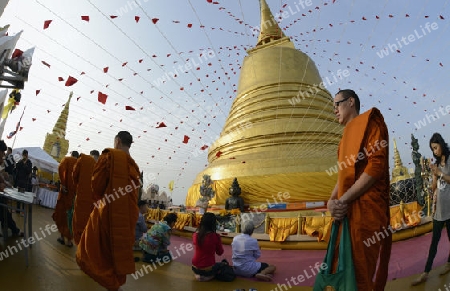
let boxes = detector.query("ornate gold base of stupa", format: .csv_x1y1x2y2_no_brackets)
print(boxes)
148,201,431,250
173,221,432,250
186,170,338,207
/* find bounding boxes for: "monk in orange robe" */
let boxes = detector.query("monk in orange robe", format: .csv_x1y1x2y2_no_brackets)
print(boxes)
327,89,391,291
76,131,140,291
72,150,99,245
52,151,79,247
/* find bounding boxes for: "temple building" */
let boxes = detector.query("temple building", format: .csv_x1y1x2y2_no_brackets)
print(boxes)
186,0,342,207
390,138,415,206
43,92,72,162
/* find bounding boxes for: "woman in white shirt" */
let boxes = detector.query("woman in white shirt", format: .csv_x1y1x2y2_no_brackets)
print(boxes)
412,133,450,286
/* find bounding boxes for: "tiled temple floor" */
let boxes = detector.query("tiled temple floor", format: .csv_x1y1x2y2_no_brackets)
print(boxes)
0,206,448,291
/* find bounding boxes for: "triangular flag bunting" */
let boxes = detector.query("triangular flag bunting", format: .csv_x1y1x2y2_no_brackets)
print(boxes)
98,92,108,104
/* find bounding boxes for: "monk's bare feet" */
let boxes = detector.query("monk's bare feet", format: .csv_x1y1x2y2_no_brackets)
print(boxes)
63,238,74,247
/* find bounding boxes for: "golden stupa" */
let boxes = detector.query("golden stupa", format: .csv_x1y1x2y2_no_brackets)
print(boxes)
391,138,413,183
389,138,416,206
43,92,72,162
391,139,414,184
186,0,342,207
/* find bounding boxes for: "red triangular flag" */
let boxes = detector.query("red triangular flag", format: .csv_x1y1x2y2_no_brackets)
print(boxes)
12,49,23,59
216,151,222,157
65,76,78,86
125,106,135,111
110,15,118,19
103,67,109,73
58,77,64,82
135,16,140,23
35,90,40,96
152,18,159,24
81,16,90,22
98,92,108,104
32,118,36,121
43,20,52,29
187,23,193,28
41,61,51,68
156,122,167,128
200,145,208,150
182,135,190,144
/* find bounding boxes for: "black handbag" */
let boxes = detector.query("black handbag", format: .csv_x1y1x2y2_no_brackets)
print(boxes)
214,259,236,282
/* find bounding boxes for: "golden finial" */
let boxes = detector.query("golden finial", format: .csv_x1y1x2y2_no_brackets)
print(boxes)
52,91,72,137
257,0,286,46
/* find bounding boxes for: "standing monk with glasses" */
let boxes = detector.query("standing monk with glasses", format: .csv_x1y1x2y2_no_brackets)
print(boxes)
327,89,391,291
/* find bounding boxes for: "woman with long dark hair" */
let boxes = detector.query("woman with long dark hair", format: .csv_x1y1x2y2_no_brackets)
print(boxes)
412,132,450,285
191,212,224,281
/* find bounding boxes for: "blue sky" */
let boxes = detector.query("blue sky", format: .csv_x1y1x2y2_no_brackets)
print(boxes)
0,0,448,205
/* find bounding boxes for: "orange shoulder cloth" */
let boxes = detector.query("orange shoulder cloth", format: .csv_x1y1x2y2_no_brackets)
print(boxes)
337,107,387,197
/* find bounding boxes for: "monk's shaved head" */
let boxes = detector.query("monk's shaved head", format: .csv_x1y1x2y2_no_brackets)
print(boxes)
115,131,133,148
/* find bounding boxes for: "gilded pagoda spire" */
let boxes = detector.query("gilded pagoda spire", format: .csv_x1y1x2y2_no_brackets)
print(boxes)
52,91,72,136
43,91,72,162
393,139,402,168
391,138,413,183
257,0,286,46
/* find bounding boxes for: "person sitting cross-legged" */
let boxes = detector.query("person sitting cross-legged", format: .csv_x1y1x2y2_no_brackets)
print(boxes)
232,220,276,281
139,213,178,263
